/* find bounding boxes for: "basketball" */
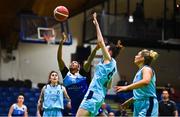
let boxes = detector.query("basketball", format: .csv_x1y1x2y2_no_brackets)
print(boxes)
54,6,69,22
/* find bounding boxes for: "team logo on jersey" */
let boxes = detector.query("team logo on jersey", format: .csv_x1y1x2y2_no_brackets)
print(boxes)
57,90,60,94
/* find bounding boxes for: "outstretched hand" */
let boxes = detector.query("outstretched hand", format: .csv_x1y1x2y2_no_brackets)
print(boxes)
114,86,128,92
92,12,98,26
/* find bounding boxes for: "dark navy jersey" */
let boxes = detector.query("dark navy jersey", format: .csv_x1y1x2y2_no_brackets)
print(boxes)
60,66,90,115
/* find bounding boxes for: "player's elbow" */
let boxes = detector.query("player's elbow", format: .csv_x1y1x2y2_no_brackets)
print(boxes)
143,80,150,85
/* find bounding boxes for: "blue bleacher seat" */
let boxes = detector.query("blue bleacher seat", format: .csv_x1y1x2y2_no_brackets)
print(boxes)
0,86,40,116
19,87,31,92
28,108,37,116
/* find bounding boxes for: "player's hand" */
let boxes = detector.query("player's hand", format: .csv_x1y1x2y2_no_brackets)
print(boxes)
66,101,72,109
114,86,128,92
92,12,98,26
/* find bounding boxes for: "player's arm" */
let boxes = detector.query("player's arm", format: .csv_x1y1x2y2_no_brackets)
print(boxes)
107,78,113,89
24,107,28,117
63,86,71,102
127,67,152,90
83,44,100,72
93,13,111,62
173,102,179,117
57,32,67,71
115,66,152,92
8,104,14,117
37,86,45,117
121,97,134,109
174,110,178,117
62,86,71,109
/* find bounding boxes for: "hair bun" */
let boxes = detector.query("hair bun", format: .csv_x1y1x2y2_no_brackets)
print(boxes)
150,50,159,61
116,40,124,49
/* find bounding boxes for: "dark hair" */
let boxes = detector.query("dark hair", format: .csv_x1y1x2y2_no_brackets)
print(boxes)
48,70,60,84
18,92,24,97
108,43,122,58
162,89,169,94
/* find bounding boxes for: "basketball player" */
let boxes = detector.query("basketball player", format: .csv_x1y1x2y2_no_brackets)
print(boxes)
8,93,28,117
115,49,159,117
76,12,123,116
57,32,100,115
37,71,70,117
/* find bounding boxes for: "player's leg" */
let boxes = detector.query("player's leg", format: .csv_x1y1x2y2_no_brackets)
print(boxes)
76,108,90,117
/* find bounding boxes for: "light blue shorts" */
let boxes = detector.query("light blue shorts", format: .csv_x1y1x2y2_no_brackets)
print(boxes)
133,97,158,117
43,108,62,117
79,98,104,116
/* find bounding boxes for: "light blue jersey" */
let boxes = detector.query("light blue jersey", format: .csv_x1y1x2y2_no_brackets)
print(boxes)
133,65,158,117
80,58,117,116
133,65,157,100
43,84,64,110
12,103,27,116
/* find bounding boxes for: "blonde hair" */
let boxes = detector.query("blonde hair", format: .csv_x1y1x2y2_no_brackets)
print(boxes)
140,49,159,65
149,50,159,61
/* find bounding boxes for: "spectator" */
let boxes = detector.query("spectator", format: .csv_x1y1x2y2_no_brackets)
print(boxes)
108,111,115,117
159,89,178,117
133,2,144,20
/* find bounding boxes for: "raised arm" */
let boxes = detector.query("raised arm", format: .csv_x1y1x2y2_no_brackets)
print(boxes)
37,86,45,117
57,32,67,71
93,13,111,62
83,44,100,72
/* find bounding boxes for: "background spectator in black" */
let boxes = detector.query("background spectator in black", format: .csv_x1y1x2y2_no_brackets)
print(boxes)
133,2,144,20
159,89,178,117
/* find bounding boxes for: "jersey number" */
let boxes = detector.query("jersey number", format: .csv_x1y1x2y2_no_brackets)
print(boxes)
108,67,116,79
